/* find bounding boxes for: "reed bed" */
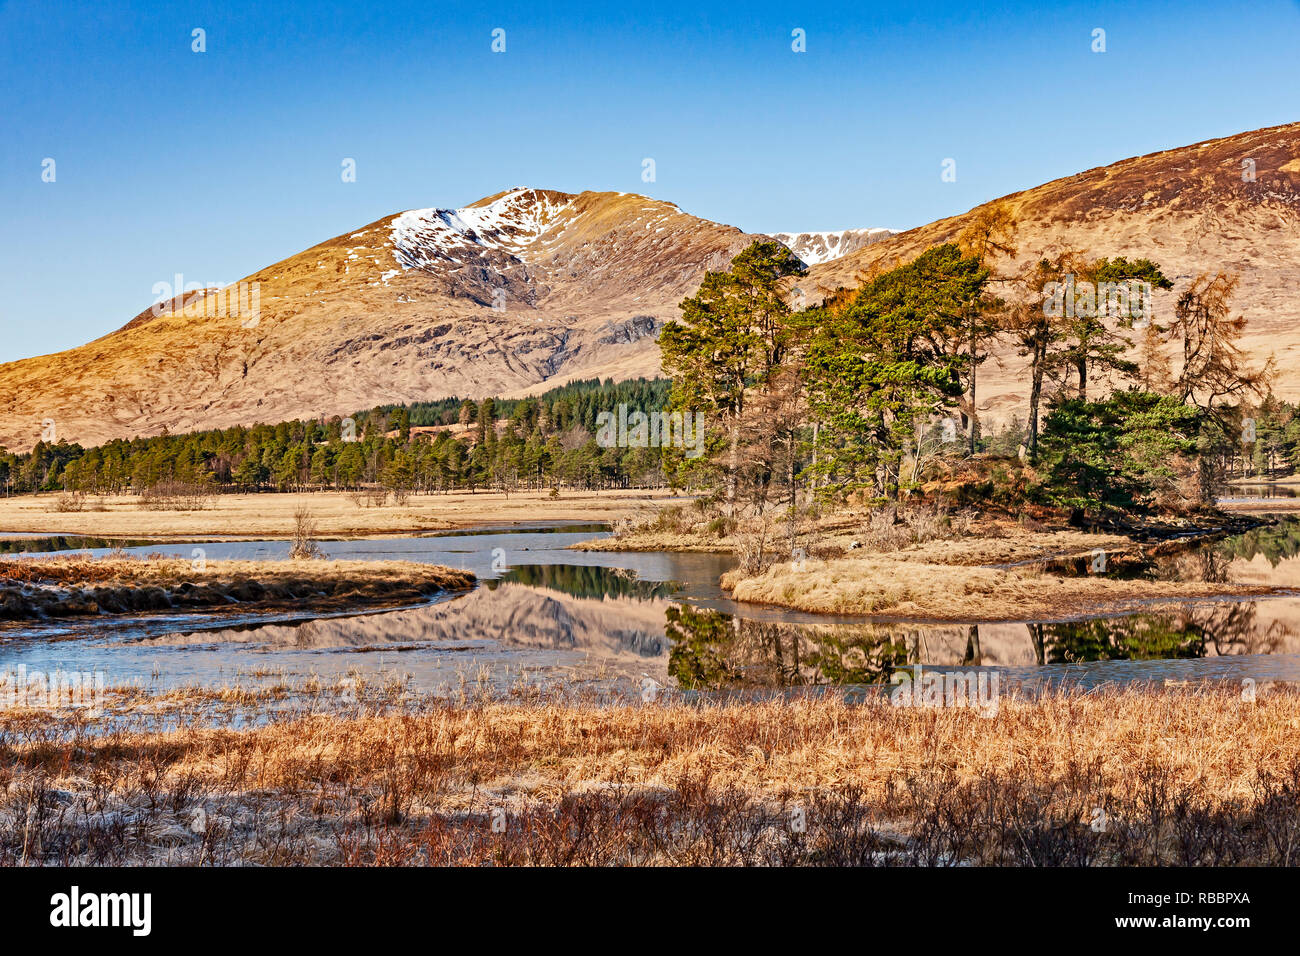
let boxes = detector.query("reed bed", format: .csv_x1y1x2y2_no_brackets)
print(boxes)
1,555,472,590
0,489,668,538
1,684,1297,865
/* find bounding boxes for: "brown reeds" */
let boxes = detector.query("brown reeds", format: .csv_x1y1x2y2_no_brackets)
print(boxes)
1,685,1297,865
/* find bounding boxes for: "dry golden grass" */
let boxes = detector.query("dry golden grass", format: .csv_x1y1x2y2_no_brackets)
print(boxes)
0,489,677,538
882,528,1134,566
4,554,472,591
721,554,1281,620
580,506,1133,561
0,555,474,620
3,686,1299,865
575,528,737,553
581,506,1277,620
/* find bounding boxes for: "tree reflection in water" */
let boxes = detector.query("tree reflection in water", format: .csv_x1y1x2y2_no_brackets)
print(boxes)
1028,602,1290,664
666,602,1293,690
0,536,184,554
666,604,910,690
1219,517,1300,568
605,519,1300,692
491,564,678,601
1027,616,1207,664
1150,515,1300,584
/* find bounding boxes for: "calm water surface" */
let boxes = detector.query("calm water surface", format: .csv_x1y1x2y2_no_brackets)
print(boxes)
5,518,1300,700
1219,483,1299,502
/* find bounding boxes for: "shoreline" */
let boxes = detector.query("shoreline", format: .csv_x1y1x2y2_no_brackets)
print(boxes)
1216,499,1300,511
1224,474,1300,486
580,511,1293,622
720,565,1289,622
0,489,677,539
0,555,475,622
2,488,1293,625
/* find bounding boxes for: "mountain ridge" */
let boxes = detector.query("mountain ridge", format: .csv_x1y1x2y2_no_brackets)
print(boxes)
0,189,785,451
3,122,1300,453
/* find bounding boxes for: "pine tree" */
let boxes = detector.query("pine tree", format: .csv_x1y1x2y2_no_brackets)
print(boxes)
660,241,805,515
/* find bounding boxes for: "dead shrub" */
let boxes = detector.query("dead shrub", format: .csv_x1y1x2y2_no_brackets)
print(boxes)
289,503,323,559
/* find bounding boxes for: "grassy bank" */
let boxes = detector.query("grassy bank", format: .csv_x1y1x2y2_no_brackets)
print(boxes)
720,553,1281,620
1225,474,1300,486
581,506,1282,621
3,685,1298,865
0,555,475,620
0,489,678,538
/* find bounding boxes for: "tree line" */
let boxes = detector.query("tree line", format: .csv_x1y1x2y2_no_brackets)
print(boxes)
0,378,674,498
0,219,1282,518
659,212,1275,518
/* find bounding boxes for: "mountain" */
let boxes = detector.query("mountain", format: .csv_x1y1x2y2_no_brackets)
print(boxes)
770,228,895,265
0,188,793,451
4,121,1299,452
801,121,1300,421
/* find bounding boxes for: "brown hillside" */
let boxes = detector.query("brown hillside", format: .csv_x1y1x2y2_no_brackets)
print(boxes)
803,122,1300,423
2,124,1298,452
0,189,767,452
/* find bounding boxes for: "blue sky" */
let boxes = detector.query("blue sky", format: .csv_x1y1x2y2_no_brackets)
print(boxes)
2,0,1298,363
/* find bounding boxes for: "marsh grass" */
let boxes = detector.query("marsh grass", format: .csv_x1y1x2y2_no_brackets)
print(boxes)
2,685,1298,865
0,554,474,620
585,503,1271,620
48,491,86,513
0,488,674,538
1,554,471,590
720,552,1280,619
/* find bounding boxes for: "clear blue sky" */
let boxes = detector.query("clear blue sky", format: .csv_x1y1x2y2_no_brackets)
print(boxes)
2,0,1298,363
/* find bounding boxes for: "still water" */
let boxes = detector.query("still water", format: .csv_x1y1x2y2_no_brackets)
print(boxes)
1219,483,1300,502
4,518,1300,700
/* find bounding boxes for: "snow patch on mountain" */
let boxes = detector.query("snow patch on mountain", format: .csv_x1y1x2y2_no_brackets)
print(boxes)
773,228,896,265
389,188,575,272
458,188,574,248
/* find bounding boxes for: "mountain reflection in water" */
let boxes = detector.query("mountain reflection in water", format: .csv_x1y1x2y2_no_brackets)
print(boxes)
136,518,1300,692
144,581,674,663
154,582,1296,691
12,518,1300,698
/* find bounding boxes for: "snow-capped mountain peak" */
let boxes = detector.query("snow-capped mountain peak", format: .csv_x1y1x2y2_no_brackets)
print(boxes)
772,228,896,265
389,188,575,272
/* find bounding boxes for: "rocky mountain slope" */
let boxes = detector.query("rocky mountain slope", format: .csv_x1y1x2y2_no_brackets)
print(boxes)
0,189,789,451
3,121,1299,452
